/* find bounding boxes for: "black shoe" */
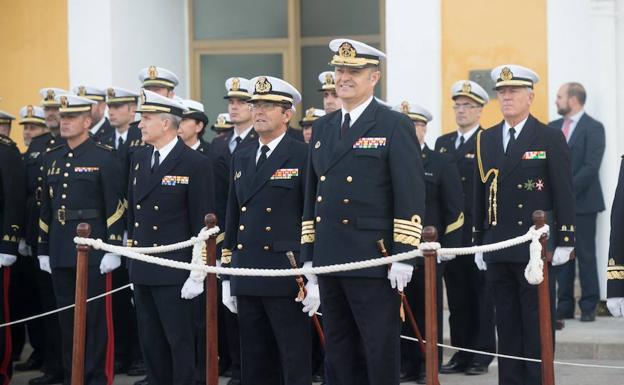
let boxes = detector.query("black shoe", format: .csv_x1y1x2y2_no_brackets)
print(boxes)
440,359,467,374
28,373,64,385
580,312,596,322
557,310,574,320
416,371,426,384
134,377,148,385
15,356,43,371
312,373,324,382
127,361,146,376
465,364,489,375
399,372,418,383
114,360,131,373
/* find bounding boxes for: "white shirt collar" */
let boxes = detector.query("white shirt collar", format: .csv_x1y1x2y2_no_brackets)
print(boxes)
190,140,201,150
457,124,480,141
115,129,129,143
90,117,106,135
231,125,253,144
153,136,178,164
256,132,286,163
341,95,374,127
567,109,584,123
503,116,529,137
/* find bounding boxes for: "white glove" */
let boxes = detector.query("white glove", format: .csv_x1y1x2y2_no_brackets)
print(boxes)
99,253,121,274
222,280,237,314
387,262,414,291
552,247,573,266
474,252,487,271
607,297,624,317
18,239,32,256
297,281,321,317
0,253,17,267
181,277,204,299
38,255,52,274
302,261,317,284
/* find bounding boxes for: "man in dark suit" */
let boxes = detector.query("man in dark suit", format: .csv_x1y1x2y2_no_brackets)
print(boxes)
474,65,575,385
551,82,605,322
38,94,125,385
397,102,463,383
607,156,624,317
301,39,425,385
435,80,496,375
127,90,214,385
220,76,315,385
73,86,113,141
0,129,26,385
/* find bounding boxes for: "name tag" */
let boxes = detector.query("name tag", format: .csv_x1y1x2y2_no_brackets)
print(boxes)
162,175,189,186
74,166,99,173
353,137,386,149
522,151,546,160
271,168,299,180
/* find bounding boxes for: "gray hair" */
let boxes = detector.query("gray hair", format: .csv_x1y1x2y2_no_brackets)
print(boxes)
161,113,181,129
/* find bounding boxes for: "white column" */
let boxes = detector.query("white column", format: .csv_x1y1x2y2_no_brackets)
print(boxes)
67,0,189,97
385,0,441,148
547,0,621,298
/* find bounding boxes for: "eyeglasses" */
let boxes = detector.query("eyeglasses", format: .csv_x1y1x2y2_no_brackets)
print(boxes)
452,103,480,111
250,102,280,111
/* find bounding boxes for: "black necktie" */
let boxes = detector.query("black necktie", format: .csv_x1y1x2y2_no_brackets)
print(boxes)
256,145,270,170
151,150,160,173
232,136,242,153
457,135,465,149
506,127,516,155
340,113,351,139
117,136,124,150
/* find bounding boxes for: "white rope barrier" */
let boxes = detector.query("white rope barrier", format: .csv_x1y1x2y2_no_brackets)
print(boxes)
74,225,550,284
0,283,132,328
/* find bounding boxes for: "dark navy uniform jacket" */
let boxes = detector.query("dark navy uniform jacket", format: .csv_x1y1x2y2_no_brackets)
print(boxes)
100,122,146,200
421,145,464,257
608,156,624,298
300,98,426,278
0,135,25,255
38,138,125,267
549,113,605,214
91,117,114,142
221,134,307,297
435,128,480,245
210,129,258,245
23,133,61,249
126,139,215,286
473,115,575,263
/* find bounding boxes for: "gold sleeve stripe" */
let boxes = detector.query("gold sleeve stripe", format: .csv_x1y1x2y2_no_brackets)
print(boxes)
216,233,225,245
445,212,465,235
394,218,423,228
394,228,422,237
126,239,133,247
107,200,126,228
221,248,232,264
394,233,421,247
607,271,624,280
301,233,315,244
607,266,624,271
394,223,423,232
302,229,316,234
39,219,49,234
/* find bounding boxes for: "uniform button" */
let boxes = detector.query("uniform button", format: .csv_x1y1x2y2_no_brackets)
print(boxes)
61,205,66,209
241,206,247,212
65,163,70,167
316,216,321,223
266,207,272,213
136,204,141,209
317,196,322,202
517,184,523,189
37,202,41,206
237,244,243,250
518,221,523,226
153,243,158,247
564,236,570,242
37,177,42,181
265,226,272,232
239,225,245,231
152,226,158,230
343,199,350,204
518,204,523,209
40,166,44,171
461,177,466,181
342,219,349,225
68,153,73,157
346,176,353,183
61,194,66,199
63,183,67,188
64,172,69,177
154,205,159,210
320,176,326,182
134,222,139,228
263,245,270,251
133,240,138,246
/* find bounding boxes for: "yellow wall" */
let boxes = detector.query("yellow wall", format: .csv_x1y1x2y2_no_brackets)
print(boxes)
0,0,69,150
441,0,548,132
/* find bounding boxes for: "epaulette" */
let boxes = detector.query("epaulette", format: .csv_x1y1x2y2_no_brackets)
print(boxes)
96,143,114,151
0,135,15,147
46,144,65,152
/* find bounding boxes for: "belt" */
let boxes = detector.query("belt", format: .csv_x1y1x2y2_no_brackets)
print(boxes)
54,208,101,225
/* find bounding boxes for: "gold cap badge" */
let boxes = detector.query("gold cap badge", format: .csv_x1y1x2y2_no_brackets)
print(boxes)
107,88,115,98
60,96,68,108
305,108,315,119
78,86,86,96
27,105,34,117
255,76,272,94
324,73,334,86
462,81,472,93
500,67,513,81
46,89,55,100
401,101,410,114
217,115,226,125
231,77,240,91
338,42,357,59
148,66,158,79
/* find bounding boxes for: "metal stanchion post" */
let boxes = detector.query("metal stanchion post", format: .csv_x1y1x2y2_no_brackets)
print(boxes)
204,214,218,385
71,223,91,385
422,226,440,385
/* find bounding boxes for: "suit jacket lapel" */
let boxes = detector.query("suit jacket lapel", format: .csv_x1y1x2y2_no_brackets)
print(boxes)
325,100,378,172
567,113,586,148
454,128,480,161
499,116,538,181
244,136,291,203
137,139,184,201
316,112,340,173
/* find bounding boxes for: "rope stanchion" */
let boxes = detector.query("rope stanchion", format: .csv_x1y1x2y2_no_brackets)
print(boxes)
203,214,218,385
72,223,91,385
422,228,440,385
